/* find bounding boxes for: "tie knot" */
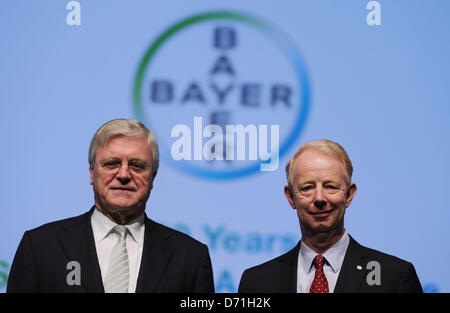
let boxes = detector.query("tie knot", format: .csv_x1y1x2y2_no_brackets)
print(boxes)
112,225,128,240
313,254,326,269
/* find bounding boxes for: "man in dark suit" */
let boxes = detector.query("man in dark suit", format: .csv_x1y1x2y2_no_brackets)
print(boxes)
239,140,422,293
7,119,214,293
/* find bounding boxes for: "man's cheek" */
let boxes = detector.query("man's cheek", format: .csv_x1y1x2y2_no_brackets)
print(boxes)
102,175,114,185
136,177,152,189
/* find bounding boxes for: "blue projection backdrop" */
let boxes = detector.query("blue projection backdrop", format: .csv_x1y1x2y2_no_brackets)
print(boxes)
1,0,449,292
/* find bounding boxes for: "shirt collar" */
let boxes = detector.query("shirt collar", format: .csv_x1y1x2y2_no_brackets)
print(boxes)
299,230,350,274
91,207,145,247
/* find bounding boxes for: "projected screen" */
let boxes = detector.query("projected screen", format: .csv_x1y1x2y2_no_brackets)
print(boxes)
1,0,448,293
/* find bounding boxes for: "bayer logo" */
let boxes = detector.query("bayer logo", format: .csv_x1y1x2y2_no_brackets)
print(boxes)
134,11,310,179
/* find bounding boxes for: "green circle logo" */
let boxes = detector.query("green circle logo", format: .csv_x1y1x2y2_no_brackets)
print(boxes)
133,11,311,179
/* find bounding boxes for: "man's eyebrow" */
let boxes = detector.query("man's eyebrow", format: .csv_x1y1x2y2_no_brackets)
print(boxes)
298,177,341,184
129,158,148,162
100,157,147,161
99,157,120,161
322,178,339,183
297,179,315,185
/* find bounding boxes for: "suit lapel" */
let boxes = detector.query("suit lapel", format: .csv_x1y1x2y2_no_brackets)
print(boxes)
58,208,104,292
334,235,370,293
274,242,300,293
136,217,175,292
275,236,371,293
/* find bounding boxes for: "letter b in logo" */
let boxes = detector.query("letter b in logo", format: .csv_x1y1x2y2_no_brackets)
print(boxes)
213,27,236,50
366,261,381,286
66,261,81,286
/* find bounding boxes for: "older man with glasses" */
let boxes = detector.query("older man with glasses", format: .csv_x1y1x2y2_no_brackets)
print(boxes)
7,119,215,293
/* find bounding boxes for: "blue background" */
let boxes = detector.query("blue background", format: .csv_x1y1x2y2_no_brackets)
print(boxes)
0,0,449,292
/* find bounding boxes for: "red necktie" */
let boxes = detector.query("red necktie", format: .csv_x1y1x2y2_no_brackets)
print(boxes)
309,254,329,293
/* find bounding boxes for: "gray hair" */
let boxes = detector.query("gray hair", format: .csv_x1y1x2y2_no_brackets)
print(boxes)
285,139,353,187
88,119,159,172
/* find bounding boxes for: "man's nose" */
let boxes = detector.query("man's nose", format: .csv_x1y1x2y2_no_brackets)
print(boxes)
116,163,132,183
314,186,326,209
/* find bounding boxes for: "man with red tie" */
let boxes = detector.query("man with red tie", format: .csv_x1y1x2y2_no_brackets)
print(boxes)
238,139,422,293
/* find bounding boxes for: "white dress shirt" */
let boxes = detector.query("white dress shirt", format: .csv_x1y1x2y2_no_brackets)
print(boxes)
297,230,350,293
91,208,145,293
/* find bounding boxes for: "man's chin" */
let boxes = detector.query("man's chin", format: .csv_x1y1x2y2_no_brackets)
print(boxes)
109,203,137,212
306,220,334,233
309,221,345,238
312,225,332,233
99,200,137,212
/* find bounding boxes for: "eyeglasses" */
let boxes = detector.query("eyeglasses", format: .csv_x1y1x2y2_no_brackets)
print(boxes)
293,184,346,198
94,158,152,174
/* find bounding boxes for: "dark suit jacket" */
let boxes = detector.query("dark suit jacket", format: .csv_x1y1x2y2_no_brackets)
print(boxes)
7,208,215,293
238,235,422,293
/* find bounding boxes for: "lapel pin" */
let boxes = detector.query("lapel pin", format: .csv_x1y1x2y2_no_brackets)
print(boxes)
356,265,363,271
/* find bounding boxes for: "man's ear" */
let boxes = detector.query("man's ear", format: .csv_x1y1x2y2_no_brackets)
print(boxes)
149,170,157,190
345,182,357,207
89,166,94,185
284,185,296,210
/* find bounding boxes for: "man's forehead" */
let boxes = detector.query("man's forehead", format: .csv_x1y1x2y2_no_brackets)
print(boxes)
292,149,346,180
97,135,151,156
295,148,342,165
